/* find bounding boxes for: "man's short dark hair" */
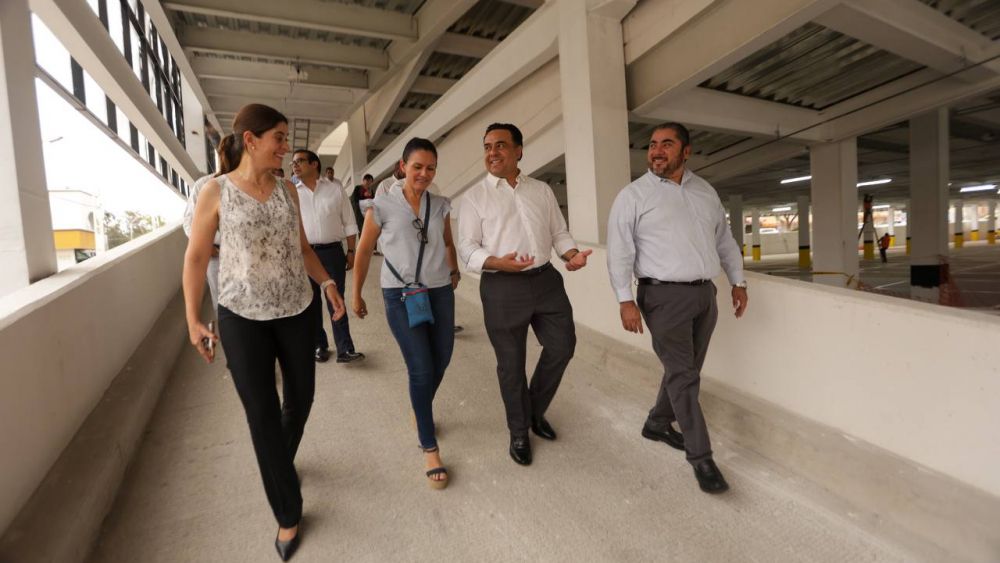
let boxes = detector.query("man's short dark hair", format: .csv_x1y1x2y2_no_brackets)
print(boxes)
363,173,374,181
484,123,524,147
294,149,321,171
651,123,691,148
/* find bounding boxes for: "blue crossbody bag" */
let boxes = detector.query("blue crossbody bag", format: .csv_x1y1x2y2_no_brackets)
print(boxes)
384,192,434,328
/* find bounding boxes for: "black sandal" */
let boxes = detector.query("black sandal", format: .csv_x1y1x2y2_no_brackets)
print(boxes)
422,447,449,490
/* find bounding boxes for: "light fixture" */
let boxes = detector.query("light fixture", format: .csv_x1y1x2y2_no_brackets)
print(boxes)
857,179,892,187
872,204,891,209
959,184,997,193
772,206,792,212
780,175,811,184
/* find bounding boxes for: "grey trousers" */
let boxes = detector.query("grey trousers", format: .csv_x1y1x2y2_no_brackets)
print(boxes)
637,282,718,465
480,265,576,437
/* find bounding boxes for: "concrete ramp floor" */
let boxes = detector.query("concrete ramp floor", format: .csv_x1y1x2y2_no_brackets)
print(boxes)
88,279,909,563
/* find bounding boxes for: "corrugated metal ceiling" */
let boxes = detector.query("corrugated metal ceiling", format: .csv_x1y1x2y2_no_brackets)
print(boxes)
920,0,1000,40
700,23,925,110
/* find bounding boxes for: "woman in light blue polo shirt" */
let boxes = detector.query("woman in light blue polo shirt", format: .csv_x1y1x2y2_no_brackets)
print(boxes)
351,137,460,489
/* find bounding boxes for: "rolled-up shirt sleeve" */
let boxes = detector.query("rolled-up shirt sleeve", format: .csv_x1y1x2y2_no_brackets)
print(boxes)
715,201,746,285
607,188,639,303
546,186,576,257
341,189,359,237
457,197,490,274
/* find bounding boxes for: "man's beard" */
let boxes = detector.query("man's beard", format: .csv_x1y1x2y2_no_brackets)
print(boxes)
650,158,682,179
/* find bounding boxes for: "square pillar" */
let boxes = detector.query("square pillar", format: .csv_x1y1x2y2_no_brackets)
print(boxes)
797,195,811,268
909,108,950,300
987,200,996,244
810,139,859,286
750,209,761,261
953,202,964,248
558,0,631,244
728,195,744,252
181,78,207,175
0,0,58,295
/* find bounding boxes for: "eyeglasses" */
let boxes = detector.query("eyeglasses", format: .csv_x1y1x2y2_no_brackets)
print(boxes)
412,218,428,243
290,158,309,165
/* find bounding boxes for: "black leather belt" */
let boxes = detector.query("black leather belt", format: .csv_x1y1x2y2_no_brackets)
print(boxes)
489,262,554,276
310,242,341,250
638,278,711,286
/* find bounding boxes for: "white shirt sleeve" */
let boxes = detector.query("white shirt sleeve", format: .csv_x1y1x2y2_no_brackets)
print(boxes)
607,187,639,303
340,185,359,238
714,199,746,285
182,192,195,238
545,184,576,257
457,195,491,274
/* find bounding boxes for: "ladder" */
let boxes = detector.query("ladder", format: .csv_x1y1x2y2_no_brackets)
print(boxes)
291,118,311,151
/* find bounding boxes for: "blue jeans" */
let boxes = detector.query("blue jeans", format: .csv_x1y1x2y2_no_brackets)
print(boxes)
382,285,455,450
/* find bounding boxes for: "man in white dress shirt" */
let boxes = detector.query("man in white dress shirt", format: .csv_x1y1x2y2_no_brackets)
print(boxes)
458,123,592,466
291,149,365,364
607,123,748,494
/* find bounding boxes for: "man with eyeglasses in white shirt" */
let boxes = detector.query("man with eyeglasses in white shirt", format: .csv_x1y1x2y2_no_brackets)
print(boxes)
607,122,748,494
292,149,366,365
458,123,592,466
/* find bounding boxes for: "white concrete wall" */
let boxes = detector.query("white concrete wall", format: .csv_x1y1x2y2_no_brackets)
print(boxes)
545,245,1000,498
0,225,186,534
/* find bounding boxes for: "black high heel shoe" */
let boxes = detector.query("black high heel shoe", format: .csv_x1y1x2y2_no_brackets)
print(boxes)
274,525,301,561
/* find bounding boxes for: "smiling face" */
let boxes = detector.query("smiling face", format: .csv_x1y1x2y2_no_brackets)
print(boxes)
246,122,290,171
402,150,437,192
647,127,691,180
483,129,521,180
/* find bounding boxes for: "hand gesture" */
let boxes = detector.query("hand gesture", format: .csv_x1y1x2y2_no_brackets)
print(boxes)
188,320,217,363
494,251,535,272
565,249,592,272
619,301,643,334
353,295,369,319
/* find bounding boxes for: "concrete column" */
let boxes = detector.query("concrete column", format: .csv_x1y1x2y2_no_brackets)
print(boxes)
181,78,207,175
904,201,911,255
969,203,980,241
797,195,811,268
953,201,964,248
908,108,950,300
0,0,58,295
750,209,761,261
347,106,367,187
885,205,895,246
728,195,744,255
988,200,997,244
810,139,859,285
557,0,631,244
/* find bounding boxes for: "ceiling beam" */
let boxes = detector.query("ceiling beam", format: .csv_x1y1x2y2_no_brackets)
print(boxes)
200,78,357,105
163,0,416,42
365,50,433,148
209,95,345,122
363,2,559,179
622,0,717,65
410,75,457,96
498,0,544,8
190,57,368,90
435,32,499,58
626,0,840,114
815,0,999,82
179,26,388,71
694,139,809,183
391,108,425,125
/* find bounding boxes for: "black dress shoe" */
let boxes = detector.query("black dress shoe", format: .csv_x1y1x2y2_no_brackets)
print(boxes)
641,423,685,451
314,347,330,363
336,351,365,363
509,435,532,466
274,527,301,561
531,417,557,441
693,459,729,494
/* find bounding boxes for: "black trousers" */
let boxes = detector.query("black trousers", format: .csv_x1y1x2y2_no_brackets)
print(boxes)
218,303,315,528
480,264,576,436
310,243,356,354
637,283,717,465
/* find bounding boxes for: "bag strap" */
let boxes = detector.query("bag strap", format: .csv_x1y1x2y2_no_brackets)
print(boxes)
384,191,431,286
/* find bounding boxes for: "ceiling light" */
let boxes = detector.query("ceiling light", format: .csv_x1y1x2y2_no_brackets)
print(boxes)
857,179,892,187
872,204,891,209
772,206,792,212
959,184,997,193
780,175,811,184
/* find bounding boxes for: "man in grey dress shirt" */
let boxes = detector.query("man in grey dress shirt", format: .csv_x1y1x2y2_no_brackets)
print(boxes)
458,123,592,466
607,122,748,494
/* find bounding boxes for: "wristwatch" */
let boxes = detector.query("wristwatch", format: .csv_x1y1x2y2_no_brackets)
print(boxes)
733,281,748,289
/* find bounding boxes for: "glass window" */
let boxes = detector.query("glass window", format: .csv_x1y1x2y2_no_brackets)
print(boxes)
32,15,73,92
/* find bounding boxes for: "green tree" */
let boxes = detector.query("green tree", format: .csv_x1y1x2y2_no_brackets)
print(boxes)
104,211,166,249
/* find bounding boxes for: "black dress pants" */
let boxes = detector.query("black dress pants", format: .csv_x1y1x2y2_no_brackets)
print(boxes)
218,303,315,528
310,243,356,355
480,264,576,437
